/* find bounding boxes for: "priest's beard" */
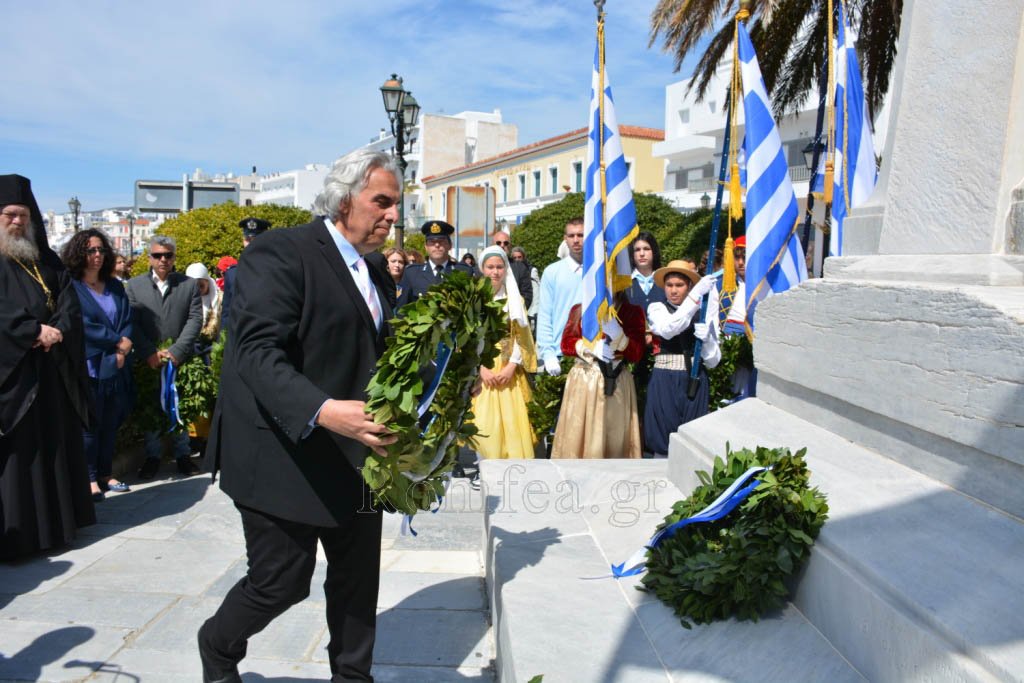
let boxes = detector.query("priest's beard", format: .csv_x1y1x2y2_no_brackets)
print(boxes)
0,224,41,262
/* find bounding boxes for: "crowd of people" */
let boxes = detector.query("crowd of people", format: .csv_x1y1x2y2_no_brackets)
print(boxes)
1,154,757,679
0,173,268,562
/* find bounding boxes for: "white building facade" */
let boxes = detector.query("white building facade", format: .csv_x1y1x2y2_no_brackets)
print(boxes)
354,109,518,231
654,61,889,215
255,164,330,210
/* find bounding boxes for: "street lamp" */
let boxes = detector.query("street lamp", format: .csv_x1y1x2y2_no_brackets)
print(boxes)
68,196,81,232
802,140,824,171
380,73,421,249
126,211,136,256
700,192,711,210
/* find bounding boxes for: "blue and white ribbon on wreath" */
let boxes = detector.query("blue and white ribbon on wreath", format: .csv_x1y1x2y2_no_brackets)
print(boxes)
401,336,457,536
609,466,768,578
159,361,184,433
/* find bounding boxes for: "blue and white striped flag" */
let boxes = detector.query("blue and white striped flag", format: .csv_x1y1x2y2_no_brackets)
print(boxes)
582,36,637,343
738,23,807,322
831,2,877,256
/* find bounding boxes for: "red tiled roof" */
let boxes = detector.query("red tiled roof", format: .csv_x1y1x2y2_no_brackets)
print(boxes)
422,125,664,183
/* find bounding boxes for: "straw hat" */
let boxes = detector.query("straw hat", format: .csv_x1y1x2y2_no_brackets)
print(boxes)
653,259,701,288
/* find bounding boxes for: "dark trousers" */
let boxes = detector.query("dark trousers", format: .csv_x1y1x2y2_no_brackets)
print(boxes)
199,503,383,681
83,379,130,482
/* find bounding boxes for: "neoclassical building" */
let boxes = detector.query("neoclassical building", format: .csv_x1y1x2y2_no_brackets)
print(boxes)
422,125,665,230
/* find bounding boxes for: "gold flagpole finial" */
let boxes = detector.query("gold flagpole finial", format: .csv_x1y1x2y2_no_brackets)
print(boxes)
737,0,751,21
594,0,606,14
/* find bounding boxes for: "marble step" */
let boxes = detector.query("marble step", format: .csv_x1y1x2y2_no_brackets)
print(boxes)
480,459,864,683
670,398,1024,683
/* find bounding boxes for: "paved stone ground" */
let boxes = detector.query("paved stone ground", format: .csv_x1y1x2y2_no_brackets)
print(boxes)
0,459,494,682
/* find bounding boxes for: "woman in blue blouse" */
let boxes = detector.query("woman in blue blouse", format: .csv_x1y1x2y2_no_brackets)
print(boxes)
61,230,134,501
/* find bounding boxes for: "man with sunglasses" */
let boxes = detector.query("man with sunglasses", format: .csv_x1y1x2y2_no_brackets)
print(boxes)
125,235,202,478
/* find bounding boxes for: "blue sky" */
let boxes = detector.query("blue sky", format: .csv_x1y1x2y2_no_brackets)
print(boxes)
3,0,698,214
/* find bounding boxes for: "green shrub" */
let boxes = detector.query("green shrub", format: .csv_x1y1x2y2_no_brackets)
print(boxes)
132,203,312,276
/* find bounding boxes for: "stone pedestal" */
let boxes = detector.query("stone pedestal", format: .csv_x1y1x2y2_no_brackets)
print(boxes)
666,0,1024,679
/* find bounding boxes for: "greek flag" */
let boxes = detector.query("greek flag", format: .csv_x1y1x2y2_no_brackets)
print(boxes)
582,37,637,343
831,2,877,256
739,23,807,321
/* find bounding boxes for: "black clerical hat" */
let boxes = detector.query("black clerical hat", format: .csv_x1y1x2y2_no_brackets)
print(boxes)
0,174,35,207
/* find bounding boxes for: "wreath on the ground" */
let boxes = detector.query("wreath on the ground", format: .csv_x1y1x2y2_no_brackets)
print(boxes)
362,271,507,515
641,444,828,628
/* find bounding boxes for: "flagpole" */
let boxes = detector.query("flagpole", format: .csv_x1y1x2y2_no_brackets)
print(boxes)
687,2,748,401
801,62,829,277
687,92,732,400
595,0,610,328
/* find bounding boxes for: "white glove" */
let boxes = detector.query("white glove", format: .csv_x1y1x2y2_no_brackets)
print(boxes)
694,322,711,342
689,275,716,299
544,356,562,376
596,340,615,362
602,317,622,342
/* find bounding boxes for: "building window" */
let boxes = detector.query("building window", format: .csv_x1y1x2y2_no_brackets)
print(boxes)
441,192,447,217
679,108,690,124
518,174,526,198
709,101,717,114
549,167,558,194
501,178,508,202
533,170,541,197
573,161,583,192
245,199,253,206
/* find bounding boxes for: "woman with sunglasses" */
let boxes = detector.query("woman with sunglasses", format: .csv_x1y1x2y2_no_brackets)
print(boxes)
61,230,134,501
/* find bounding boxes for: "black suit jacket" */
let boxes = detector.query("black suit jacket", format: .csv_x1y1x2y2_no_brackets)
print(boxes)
206,219,393,527
395,260,474,308
509,260,533,310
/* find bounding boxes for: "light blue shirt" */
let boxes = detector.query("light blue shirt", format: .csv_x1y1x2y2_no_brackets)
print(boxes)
535,256,583,365
632,269,654,295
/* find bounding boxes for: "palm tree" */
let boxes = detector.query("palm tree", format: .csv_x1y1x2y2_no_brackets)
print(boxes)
649,0,901,121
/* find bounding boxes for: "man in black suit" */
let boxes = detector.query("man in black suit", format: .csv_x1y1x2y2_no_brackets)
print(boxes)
125,235,203,478
198,150,399,683
395,220,473,307
219,216,270,333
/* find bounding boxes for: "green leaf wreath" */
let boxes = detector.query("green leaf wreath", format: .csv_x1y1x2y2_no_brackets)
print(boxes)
641,444,828,628
362,271,507,515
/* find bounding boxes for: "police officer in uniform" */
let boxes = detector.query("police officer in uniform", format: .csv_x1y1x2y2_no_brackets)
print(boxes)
396,220,473,307
221,217,271,332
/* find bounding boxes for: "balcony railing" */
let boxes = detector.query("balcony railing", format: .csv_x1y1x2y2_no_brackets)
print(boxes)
675,165,813,192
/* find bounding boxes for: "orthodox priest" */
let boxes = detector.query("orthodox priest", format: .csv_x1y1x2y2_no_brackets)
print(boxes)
1,174,95,560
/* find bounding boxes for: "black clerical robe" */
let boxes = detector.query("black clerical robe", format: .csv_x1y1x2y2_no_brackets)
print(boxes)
0,254,94,560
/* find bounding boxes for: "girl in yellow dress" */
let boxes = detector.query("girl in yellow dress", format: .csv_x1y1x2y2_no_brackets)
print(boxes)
470,246,537,459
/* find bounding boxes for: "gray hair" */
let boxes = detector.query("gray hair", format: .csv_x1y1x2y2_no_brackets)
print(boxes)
150,235,176,252
313,149,401,221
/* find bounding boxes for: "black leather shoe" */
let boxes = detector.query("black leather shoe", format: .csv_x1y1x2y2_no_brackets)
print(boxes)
137,458,159,480
176,458,201,476
198,624,243,683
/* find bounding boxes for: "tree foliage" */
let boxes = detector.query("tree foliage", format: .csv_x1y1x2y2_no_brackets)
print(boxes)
649,0,902,121
131,203,312,276
510,192,735,273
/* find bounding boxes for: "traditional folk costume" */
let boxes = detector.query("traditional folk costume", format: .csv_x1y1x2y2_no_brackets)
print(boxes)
470,247,537,459
643,261,721,457
1,175,95,559
551,298,646,459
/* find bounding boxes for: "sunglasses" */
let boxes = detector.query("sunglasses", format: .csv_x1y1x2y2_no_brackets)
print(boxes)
495,240,510,246
150,251,175,260
86,247,107,255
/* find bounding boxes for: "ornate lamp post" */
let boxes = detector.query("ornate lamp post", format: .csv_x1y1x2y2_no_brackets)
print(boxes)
126,211,136,256
700,192,711,210
380,74,421,249
68,196,81,232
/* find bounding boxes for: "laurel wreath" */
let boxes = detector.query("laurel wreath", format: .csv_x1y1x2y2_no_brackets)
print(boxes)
361,271,507,515
641,444,828,628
